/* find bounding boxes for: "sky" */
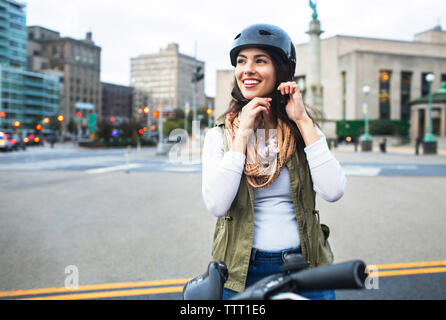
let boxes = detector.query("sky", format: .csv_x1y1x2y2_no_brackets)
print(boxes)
25,0,445,98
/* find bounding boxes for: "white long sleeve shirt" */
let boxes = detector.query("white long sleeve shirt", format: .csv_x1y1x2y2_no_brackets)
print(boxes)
201,125,346,251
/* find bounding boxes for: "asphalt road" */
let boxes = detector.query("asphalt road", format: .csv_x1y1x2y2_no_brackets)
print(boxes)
0,143,445,300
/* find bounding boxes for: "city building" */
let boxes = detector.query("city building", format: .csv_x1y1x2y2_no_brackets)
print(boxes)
0,0,60,134
132,88,151,119
214,25,446,141
214,69,234,120
410,82,446,141
27,25,101,133
101,82,133,123
130,43,205,113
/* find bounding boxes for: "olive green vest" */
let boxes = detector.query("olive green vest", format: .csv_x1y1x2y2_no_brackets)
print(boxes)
211,118,334,293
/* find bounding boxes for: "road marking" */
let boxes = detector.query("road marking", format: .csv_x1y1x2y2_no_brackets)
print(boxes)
375,260,446,270
368,267,446,278
85,164,143,174
342,165,381,176
3,259,446,299
20,286,185,300
0,278,190,298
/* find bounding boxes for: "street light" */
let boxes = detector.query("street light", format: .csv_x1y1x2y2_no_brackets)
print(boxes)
144,106,152,139
156,103,167,155
423,73,437,154
360,85,372,152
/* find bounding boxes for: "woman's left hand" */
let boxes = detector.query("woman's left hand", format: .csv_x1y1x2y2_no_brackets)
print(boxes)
277,81,311,123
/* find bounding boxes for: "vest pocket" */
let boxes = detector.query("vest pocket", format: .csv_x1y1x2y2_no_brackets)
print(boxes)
307,209,334,267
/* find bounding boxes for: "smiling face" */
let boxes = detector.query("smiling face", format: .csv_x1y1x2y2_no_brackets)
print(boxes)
235,47,276,100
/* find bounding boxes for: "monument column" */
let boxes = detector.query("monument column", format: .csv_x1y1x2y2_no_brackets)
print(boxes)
306,1,324,116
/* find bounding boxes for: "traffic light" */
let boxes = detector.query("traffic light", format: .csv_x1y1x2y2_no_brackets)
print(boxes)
109,116,115,123
138,128,144,135
76,112,82,118
192,66,204,83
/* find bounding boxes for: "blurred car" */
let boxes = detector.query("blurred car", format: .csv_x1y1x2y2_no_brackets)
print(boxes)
163,136,182,144
23,134,42,146
0,132,13,152
10,134,27,151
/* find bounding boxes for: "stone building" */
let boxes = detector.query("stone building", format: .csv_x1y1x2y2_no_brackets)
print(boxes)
130,43,205,113
27,26,102,132
101,82,133,124
409,82,446,141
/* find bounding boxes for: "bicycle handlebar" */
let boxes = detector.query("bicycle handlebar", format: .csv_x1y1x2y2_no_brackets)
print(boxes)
290,260,366,291
231,260,366,300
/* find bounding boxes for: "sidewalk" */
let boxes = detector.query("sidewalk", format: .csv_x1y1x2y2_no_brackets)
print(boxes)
332,143,446,164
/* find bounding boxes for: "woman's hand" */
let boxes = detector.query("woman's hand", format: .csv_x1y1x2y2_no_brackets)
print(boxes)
238,97,271,134
277,82,311,123
278,81,320,146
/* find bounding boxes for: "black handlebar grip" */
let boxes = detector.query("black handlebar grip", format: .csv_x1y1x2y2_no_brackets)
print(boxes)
290,260,367,291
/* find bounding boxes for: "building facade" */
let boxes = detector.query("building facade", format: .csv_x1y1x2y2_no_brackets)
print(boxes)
215,26,446,140
101,82,133,123
295,26,446,125
214,69,233,120
27,26,101,133
0,0,59,134
0,0,26,68
130,43,205,112
409,82,446,141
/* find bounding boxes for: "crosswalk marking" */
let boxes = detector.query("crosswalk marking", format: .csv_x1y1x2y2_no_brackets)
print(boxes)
342,165,381,176
85,164,143,174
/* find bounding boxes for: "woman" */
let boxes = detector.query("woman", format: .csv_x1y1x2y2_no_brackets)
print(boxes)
201,24,346,300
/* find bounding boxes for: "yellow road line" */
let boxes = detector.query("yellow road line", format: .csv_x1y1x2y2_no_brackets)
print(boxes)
3,259,446,300
373,260,446,270
0,278,190,298
368,267,446,277
19,286,184,300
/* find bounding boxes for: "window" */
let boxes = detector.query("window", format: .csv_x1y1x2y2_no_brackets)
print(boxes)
421,72,431,97
400,71,412,121
379,70,391,119
52,46,58,59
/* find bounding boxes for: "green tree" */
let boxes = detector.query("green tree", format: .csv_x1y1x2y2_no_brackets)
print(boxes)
67,118,77,134
96,119,114,143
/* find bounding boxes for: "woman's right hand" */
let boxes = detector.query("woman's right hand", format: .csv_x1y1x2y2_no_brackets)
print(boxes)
238,97,272,135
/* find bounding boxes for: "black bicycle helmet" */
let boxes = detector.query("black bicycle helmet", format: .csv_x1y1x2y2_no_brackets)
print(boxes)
230,24,296,77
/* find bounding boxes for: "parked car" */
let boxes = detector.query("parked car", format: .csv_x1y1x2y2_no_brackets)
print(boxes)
0,132,13,152
23,134,42,146
10,134,27,151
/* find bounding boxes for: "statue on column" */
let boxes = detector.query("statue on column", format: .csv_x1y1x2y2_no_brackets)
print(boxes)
309,0,318,20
